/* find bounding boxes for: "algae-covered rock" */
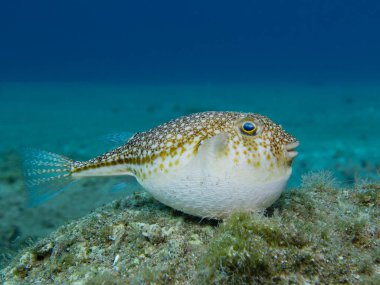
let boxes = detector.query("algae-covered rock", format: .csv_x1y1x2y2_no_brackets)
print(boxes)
1,192,216,284
1,172,379,284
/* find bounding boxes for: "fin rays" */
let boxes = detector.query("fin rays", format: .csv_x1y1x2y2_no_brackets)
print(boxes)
23,148,75,206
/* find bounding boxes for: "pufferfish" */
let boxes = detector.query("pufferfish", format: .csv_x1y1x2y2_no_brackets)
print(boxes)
24,111,299,219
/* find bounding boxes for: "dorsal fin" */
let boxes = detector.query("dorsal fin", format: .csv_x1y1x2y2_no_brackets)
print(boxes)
98,132,134,149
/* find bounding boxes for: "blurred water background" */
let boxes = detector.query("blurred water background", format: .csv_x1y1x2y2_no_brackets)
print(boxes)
1,0,379,269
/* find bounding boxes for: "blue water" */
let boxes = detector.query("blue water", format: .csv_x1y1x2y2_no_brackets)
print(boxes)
1,0,380,269
1,1,380,82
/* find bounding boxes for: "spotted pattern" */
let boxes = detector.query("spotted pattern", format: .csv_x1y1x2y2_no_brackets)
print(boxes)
72,111,297,180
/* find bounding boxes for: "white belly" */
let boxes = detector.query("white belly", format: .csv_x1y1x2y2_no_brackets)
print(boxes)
138,154,291,219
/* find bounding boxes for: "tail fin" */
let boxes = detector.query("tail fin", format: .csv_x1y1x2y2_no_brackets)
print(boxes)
23,149,75,205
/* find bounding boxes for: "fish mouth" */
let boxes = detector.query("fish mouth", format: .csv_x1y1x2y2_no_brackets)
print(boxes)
284,141,299,161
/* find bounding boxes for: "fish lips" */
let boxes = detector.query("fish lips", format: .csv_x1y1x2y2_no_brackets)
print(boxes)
284,141,300,162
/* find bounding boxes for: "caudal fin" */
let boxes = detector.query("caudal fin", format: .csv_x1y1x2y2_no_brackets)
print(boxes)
23,149,75,205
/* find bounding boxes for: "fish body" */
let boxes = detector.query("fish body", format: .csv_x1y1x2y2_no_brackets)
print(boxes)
25,111,299,219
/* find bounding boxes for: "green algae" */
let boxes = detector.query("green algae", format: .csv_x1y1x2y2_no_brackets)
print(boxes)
200,172,379,284
1,172,379,284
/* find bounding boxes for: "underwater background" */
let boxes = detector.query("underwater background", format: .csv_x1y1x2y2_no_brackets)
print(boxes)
0,0,380,273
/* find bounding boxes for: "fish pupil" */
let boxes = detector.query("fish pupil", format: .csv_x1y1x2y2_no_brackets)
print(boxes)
243,122,255,131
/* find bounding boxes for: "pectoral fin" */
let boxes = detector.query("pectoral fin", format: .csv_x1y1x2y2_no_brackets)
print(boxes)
194,133,229,173
197,133,228,156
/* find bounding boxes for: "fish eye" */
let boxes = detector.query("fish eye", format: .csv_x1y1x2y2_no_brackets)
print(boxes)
240,121,257,135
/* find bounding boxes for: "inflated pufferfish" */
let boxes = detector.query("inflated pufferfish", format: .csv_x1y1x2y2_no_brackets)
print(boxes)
25,111,299,219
